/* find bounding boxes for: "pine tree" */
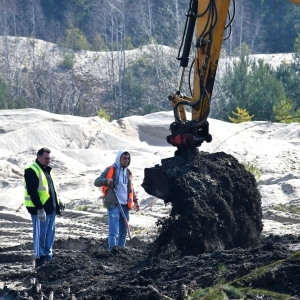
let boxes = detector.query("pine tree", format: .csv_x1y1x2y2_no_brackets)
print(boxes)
228,107,254,123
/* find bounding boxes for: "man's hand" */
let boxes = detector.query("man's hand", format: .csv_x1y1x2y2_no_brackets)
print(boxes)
59,200,65,211
107,178,114,186
134,200,140,212
37,209,46,222
133,194,140,212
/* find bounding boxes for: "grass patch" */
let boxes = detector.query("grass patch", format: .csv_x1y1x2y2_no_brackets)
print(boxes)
242,161,261,180
188,251,300,300
188,284,243,300
188,285,294,300
238,287,294,300
135,227,142,234
287,250,300,260
274,203,300,214
75,205,89,211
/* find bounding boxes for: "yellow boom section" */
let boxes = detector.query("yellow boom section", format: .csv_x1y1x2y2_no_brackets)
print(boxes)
193,0,231,123
169,0,231,126
288,0,300,6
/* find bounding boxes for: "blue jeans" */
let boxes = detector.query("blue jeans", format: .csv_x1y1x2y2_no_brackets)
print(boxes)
31,212,56,259
107,204,129,249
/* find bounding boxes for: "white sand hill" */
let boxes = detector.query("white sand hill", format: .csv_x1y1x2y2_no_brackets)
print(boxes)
0,108,300,248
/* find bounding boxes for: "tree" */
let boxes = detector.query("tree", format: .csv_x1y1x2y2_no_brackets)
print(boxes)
40,0,93,28
228,107,254,123
272,36,300,123
212,44,250,120
213,45,286,122
273,98,300,123
64,25,90,50
0,74,8,109
276,62,300,114
246,59,286,121
92,33,107,52
97,107,110,121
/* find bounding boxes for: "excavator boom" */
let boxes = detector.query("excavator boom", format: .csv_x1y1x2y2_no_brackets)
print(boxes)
142,0,299,200
166,0,232,156
142,0,233,200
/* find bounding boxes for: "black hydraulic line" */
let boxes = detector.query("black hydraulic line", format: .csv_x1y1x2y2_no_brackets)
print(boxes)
223,23,232,41
194,0,213,44
178,0,198,68
223,0,235,40
177,0,193,60
225,0,235,30
177,0,215,121
198,0,217,41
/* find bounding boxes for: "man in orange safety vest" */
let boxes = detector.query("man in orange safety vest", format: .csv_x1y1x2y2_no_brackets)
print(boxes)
94,150,139,249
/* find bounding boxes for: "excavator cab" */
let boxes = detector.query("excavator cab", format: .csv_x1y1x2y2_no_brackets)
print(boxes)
142,0,234,200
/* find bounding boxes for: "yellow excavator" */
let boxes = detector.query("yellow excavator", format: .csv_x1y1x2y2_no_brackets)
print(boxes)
142,0,300,200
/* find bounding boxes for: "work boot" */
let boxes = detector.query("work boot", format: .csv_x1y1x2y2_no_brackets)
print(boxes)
45,254,52,261
35,255,46,267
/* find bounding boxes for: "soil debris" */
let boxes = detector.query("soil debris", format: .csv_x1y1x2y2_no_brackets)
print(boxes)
1,152,299,300
1,235,300,300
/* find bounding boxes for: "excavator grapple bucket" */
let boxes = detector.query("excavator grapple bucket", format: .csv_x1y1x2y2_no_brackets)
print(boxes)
142,156,189,201
142,165,170,201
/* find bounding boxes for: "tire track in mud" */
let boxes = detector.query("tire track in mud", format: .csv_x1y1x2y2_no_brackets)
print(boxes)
0,212,32,249
55,209,109,239
0,209,109,265
0,206,158,267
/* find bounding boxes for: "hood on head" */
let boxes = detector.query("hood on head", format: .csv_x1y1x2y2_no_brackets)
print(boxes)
115,150,130,168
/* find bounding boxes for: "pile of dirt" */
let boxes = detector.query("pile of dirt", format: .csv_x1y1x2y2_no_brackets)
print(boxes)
1,151,300,300
152,151,263,258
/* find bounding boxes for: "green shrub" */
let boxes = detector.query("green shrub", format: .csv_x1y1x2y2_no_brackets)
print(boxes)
64,26,90,51
0,75,8,109
97,107,110,121
76,205,89,211
93,33,107,51
274,203,300,214
242,161,261,180
60,51,76,69
228,106,254,123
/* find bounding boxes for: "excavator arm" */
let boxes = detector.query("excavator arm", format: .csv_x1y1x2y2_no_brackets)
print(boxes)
142,0,234,199
142,0,298,200
167,0,232,156
166,0,299,158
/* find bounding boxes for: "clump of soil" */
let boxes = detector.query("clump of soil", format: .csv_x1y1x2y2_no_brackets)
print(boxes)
152,151,263,258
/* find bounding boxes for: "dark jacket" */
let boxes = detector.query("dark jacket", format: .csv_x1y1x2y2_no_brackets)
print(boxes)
94,150,136,209
94,164,133,208
24,159,61,216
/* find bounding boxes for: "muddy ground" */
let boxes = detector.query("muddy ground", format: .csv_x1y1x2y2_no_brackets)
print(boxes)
0,152,300,300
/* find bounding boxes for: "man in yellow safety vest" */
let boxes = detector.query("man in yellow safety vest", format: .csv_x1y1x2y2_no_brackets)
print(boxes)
24,147,65,267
